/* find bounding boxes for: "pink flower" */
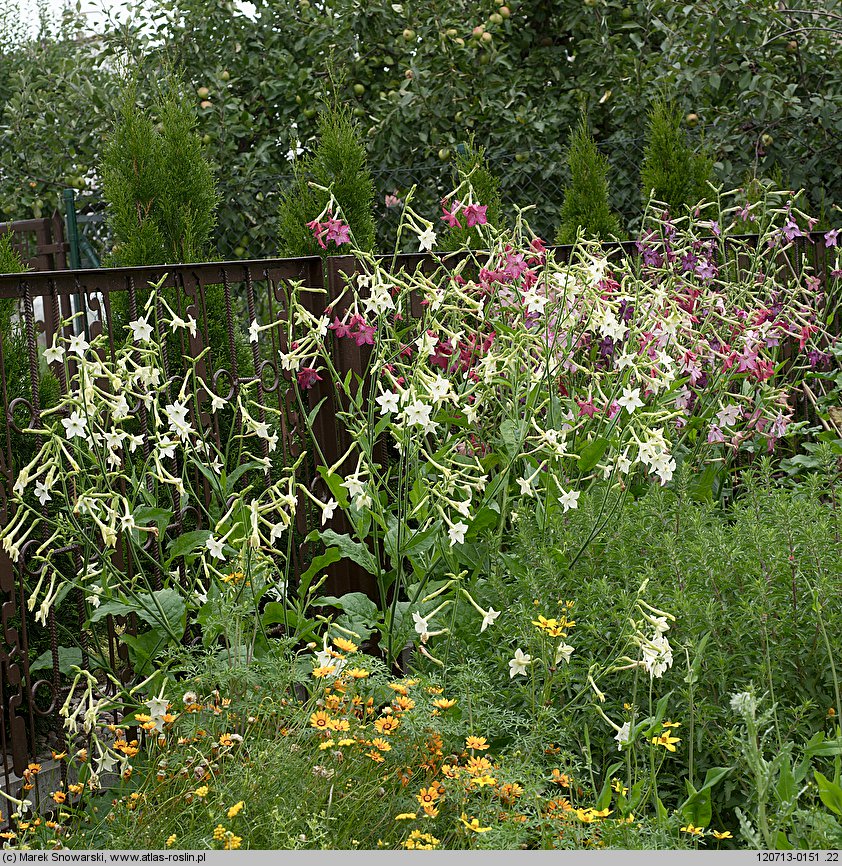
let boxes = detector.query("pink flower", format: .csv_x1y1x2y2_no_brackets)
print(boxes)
707,424,725,444
462,204,488,228
297,367,322,389
307,218,327,250
385,193,402,208
324,217,351,246
824,229,839,248
440,199,461,229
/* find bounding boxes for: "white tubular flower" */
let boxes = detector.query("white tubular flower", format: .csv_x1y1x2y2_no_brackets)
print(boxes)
508,648,532,678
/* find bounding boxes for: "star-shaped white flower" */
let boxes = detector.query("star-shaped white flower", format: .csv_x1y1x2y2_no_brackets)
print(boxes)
320,498,337,525
205,535,226,560
617,386,644,415
412,610,430,641
480,607,500,632
44,339,65,365
558,488,580,513
68,333,89,356
249,319,260,343
516,476,533,497
555,643,575,664
508,648,532,678
62,410,87,439
145,695,169,720
418,226,437,253
376,390,400,415
34,480,52,505
129,317,153,343
448,521,468,546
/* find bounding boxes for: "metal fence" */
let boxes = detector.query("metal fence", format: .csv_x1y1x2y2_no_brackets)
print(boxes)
0,234,836,805
0,213,68,271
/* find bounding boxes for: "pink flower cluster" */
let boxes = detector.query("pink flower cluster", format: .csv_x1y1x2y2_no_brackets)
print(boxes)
440,199,489,230
306,212,351,249
328,313,377,347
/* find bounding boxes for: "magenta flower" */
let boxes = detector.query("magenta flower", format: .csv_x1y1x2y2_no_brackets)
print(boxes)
707,425,725,444
825,229,839,248
440,200,461,229
462,204,488,228
324,217,351,246
297,367,322,390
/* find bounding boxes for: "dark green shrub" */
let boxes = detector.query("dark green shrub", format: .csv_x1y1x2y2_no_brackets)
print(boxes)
555,114,622,245
277,99,376,258
440,137,504,251
641,97,713,216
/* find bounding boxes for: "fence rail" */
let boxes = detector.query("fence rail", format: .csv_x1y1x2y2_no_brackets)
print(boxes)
0,213,68,272
0,233,837,801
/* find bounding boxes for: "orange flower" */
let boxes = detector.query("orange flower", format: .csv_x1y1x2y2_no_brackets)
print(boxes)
498,782,524,805
432,697,456,710
551,769,572,787
465,735,489,751
333,637,358,653
393,696,415,712
372,738,392,752
366,750,385,763
347,668,369,679
328,718,350,732
312,665,336,679
421,802,440,818
387,683,410,696
416,786,440,807
374,716,400,735
51,791,67,804
466,756,493,776
310,711,331,730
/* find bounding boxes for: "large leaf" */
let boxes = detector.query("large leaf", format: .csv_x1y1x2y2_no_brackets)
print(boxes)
578,437,609,472
120,630,168,675
680,785,711,828
30,646,83,676
166,530,212,565
312,591,379,640
89,588,186,637
298,548,343,598
308,530,377,574
815,770,842,817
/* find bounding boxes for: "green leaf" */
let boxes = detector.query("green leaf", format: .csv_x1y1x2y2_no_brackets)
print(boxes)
298,548,343,597
815,770,842,816
680,786,711,828
30,646,83,675
120,630,168,675
317,466,349,506
312,591,379,640
308,530,377,574
133,506,172,539
166,529,212,564
499,419,523,458
89,588,186,637
578,437,609,472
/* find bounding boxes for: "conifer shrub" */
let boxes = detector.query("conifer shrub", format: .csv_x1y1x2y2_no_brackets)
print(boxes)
555,114,622,245
640,97,713,216
277,99,376,258
101,75,251,377
439,138,504,251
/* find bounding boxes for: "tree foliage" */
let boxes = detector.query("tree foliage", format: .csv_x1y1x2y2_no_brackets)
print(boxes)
555,113,621,244
0,0,840,251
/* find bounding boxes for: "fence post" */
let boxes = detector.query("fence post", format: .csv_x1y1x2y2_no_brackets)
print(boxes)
63,189,82,270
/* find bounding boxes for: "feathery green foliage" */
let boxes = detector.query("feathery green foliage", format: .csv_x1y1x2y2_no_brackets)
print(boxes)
555,114,622,245
641,97,712,216
101,78,219,266
277,100,375,258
